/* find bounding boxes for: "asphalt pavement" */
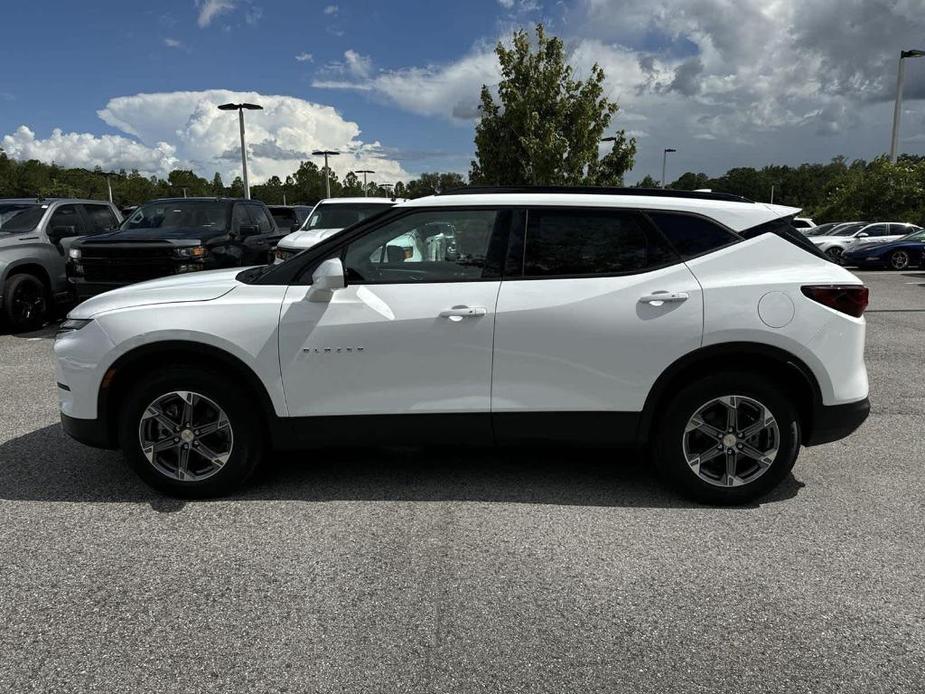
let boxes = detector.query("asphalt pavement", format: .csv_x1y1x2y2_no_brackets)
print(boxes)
0,270,922,693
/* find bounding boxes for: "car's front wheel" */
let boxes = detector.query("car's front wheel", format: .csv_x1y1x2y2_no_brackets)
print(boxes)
889,249,911,271
654,372,801,504
118,367,264,497
2,273,48,332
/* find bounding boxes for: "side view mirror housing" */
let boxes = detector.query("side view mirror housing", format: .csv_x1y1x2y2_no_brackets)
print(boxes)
48,225,78,242
307,258,345,302
856,232,869,238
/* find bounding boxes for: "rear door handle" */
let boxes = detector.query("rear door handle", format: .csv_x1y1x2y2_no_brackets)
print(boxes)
439,306,488,319
639,291,689,305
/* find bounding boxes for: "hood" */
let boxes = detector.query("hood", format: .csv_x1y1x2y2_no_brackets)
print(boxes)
70,267,246,318
277,227,343,250
79,227,229,244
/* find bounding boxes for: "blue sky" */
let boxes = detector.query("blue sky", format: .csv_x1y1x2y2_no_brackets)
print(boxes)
2,0,924,186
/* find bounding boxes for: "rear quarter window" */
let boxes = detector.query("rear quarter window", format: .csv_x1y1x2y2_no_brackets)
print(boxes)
646,212,740,260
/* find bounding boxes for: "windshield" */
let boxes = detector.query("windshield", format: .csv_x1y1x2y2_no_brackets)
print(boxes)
270,208,297,228
0,205,45,232
304,202,394,230
122,200,228,232
831,223,867,237
806,222,838,236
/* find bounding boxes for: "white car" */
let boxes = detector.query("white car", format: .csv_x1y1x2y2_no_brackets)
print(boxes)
812,222,918,263
273,197,401,263
55,188,870,504
791,217,816,231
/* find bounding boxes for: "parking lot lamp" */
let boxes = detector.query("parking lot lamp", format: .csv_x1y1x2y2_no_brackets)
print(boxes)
356,169,374,197
312,150,340,198
218,103,263,199
661,148,677,188
890,50,925,163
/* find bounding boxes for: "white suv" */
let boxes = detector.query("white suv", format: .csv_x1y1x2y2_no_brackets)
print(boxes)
55,188,870,504
273,197,401,263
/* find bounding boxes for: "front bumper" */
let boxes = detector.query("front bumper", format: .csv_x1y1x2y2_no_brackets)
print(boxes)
805,397,870,446
60,412,117,449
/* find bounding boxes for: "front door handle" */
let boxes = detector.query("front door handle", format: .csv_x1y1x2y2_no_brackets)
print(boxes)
439,306,488,319
639,291,689,306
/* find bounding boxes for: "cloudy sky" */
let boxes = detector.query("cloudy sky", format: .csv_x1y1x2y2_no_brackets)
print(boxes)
2,0,925,184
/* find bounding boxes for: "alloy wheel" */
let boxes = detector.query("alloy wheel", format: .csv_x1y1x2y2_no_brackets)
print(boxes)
825,247,844,264
10,280,46,326
890,250,910,271
138,391,233,482
682,395,780,488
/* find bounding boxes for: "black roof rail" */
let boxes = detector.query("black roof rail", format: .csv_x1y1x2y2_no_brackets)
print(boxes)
437,185,753,204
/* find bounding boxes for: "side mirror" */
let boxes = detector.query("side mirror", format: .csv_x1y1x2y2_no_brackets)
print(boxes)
307,258,345,302
856,232,869,238
48,225,78,242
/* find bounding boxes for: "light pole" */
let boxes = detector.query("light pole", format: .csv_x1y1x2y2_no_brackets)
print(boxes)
380,183,394,199
218,102,263,199
661,148,677,188
312,150,340,198
890,50,925,163
356,169,374,197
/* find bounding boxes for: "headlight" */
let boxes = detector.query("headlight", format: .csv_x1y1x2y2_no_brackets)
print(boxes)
56,318,92,337
68,248,81,260
174,246,207,258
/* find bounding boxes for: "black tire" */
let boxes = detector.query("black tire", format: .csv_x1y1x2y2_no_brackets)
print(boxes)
824,246,845,264
118,366,264,498
2,273,48,332
889,249,911,271
653,372,801,505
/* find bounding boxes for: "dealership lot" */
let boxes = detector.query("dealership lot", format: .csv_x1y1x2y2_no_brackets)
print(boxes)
0,271,922,693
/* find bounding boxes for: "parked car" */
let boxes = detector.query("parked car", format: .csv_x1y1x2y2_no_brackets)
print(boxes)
267,204,312,233
791,217,816,231
273,197,402,263
802,221,839,236
55,187,869,504
0,198,122,331
843,227,925,270
811,222,919,263
67,197,282,300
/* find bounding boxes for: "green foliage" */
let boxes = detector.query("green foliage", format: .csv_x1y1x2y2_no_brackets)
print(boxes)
667,156,925,224
470,24,636,185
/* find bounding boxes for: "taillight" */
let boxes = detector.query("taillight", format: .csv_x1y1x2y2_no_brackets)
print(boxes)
801,285,869,317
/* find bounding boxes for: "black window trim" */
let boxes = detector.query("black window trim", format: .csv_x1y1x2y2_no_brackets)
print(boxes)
502,206,687,282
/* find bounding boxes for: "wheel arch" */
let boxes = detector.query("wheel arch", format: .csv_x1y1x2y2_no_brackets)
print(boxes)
637,342,823,446
3,261,52,290
97,340,279,449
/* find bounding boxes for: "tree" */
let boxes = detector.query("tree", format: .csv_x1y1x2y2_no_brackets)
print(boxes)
470,24,635,186
404,172,467,198
211,172,225,196
633,175,659,188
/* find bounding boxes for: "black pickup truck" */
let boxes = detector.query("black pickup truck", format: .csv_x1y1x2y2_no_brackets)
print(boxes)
67,197,282,300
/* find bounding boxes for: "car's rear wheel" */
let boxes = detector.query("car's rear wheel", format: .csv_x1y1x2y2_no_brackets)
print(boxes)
118,367,264,497
824,246,845,264
889,249,911,271
654,372,801,504
2,273,48,332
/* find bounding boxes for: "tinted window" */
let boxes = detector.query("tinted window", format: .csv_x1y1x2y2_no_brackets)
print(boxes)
270,207,297,228
232,204,251,231
647,212,739,260
124,201,228,232
0,204,40,231
247,205,273,233
520,210,677,278
307,202,394,230
863,224,888,237
48,205,83,234
344,209,501,283
83,204,119,234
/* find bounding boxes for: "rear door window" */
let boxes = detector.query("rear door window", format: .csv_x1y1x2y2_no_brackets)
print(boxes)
47,205,85,234
646,212,740,260
521,209,678,278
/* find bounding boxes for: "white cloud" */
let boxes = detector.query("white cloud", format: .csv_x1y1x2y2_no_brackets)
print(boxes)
295,52,314,62
343,49,372,78
163,37,183,48
323,4,338,15
1,91,409,183
196,0,235,27
498,0,514,6
1,126,180,175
